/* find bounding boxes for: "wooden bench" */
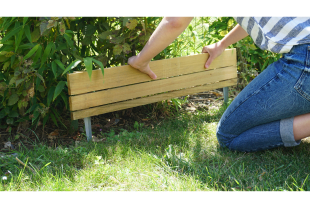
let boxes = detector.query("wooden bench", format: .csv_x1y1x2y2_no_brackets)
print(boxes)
67,48,237,141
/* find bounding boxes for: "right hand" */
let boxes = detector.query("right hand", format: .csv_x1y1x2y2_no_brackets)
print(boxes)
128,56,157,79
202,42,226,69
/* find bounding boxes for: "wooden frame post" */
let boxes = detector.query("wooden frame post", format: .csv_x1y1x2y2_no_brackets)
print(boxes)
223,87,228,103
84,117,92,141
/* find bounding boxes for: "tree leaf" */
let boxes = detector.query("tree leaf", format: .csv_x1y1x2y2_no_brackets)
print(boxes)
62,60,82,75
31,28,40,42
2,40,14,45
60,91,68,110
50,112,58,127
32,108,40,124
8,111,19,118
18,43,36,49
53,81,66,101
59,21,66,35
41,42,54,66
52,61,58,78
92,58,104,69
98,31,112,40
92,58,105,78
0,25,22,43
3,61,10,71
23,17,28,26
24,25,32,43
47,86,55,106
0,55,9,63
10,55,16,67
83,57,93,79
35,72,45,86
122,43,131,54
15,28,24,52
23,44,40,60
9,76,17,86
2,18,14,31
32,45,42,65
37,84,45,92
123,17,130,26
64,33,74,48
8,93,19,106
220,30,228,36
113,45,122,55
0,109,6,119
51,108,67,129
16,78,25,87
126,19,138,30
0,72,4,81
42,113,50,127
110,36,125,44
40,22,48,35
47,20,57,29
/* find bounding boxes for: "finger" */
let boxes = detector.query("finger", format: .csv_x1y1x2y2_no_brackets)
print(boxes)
140,66,157,79
148,70,157,79
144,67,157,79
205,56,214,69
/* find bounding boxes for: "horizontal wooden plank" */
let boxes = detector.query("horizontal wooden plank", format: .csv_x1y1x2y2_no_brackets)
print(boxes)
71,78,237,120
67,48,236,95
69,66,237,111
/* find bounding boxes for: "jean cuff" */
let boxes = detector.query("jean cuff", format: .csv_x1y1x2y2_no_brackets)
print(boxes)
280,117,301,147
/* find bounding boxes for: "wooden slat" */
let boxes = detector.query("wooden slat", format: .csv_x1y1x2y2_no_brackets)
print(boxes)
71,78,237,120
69,66,237,111
67,48,236,95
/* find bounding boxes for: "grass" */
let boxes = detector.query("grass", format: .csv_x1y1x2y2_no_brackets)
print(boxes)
1,100,310,191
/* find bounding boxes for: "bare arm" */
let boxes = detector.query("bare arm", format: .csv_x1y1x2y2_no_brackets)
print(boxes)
128,17,193,79
202,24,249,68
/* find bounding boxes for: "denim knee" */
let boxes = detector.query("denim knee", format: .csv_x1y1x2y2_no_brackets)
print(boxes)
216,122,231,148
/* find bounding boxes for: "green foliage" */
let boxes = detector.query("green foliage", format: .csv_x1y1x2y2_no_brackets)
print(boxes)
0,17,160,129
234,36,281,89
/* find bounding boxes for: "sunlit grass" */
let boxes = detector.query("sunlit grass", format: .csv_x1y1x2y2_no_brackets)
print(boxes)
1,100,310,191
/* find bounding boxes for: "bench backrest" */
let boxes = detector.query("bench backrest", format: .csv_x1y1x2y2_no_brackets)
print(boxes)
67,48,237,120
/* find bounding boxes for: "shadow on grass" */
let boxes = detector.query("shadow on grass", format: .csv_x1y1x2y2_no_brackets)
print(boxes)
3,101,310,191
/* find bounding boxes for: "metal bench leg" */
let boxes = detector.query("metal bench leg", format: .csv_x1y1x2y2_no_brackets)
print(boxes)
84,117,92,141
223,87,228,103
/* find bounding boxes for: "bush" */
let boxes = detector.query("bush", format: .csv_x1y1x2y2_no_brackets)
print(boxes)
0,17,160,130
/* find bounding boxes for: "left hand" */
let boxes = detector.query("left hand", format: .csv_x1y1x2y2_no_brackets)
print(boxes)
128,56,157,79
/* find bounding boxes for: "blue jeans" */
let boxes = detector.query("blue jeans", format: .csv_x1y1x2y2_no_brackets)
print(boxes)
217,44,310,152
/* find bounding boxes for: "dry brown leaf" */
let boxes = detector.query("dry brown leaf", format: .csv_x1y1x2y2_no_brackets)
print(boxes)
27,85,35,98
92,124,102,128
212,91,223,97
48,129,59,140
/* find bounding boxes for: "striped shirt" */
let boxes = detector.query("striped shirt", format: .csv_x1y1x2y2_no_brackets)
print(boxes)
234,17,310,53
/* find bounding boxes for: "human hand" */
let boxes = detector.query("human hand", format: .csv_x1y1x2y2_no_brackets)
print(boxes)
128,56,157,79
201,42,226,69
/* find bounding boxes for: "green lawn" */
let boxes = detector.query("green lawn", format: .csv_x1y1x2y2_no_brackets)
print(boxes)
1,100,310,191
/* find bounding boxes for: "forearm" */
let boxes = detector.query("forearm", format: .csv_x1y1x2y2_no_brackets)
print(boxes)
219,24,249,49
136,17,193,62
